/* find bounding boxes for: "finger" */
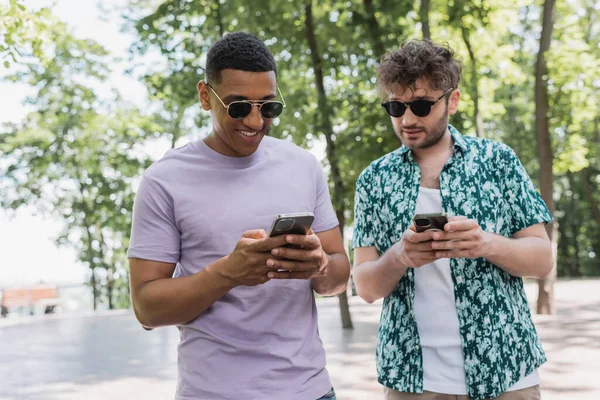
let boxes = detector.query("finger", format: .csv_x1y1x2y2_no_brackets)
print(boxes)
242,229,267,239
266,259,317,272
431,231,471,241
431,240,479,251
284,233,320,250
271,246,323,261
252,253,275,266
267,270,314,280
252,235,289,252
445,219,478,232
406,241,437,252
405,230,436,244
448,216,468,222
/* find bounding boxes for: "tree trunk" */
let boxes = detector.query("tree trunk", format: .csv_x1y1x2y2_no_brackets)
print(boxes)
566,173,580,277
556,214,571,276
534,0,557,315
419,0,431,40
215,1,224,38
106,276,114,310
537,221,558,314
304,2,353,329
581,168,600,225
461,28,483,138
82,221,100,311
336,211,353,329
362,0,386,57
90,268,98,311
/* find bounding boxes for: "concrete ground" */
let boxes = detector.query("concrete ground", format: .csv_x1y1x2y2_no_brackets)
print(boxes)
1,279,599,399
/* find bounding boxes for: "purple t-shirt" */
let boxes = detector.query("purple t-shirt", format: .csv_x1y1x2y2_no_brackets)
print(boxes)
128,136,339,400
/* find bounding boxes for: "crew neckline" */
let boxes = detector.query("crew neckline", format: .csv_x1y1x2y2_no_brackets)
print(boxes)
195,136,268,168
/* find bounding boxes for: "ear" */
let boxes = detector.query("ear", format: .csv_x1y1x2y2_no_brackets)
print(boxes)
448,89,461,115
197,81,211,111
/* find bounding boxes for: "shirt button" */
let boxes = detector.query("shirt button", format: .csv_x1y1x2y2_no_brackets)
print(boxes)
415,344,420,349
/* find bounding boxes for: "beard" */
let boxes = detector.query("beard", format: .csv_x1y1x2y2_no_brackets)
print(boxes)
399,105,449,149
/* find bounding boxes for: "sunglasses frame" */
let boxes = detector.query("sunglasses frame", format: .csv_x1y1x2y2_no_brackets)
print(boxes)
382,88,454,118
206,82,286,120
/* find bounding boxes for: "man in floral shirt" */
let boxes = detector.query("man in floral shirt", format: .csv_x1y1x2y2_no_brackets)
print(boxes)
352,40,552,400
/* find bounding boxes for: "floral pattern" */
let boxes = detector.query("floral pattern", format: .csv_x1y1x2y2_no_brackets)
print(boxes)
352,125,552,400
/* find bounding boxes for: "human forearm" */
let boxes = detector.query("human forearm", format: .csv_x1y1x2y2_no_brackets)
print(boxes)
133,257,235,328
311,252,351,296
481,232,553,278
353,250,408,303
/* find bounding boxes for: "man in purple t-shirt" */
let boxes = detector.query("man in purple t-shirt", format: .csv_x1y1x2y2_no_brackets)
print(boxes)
127,32,350,400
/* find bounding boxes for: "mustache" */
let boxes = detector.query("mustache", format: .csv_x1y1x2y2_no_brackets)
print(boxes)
402,125,425,131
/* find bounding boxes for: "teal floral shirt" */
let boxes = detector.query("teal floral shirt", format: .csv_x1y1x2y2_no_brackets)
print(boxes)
352,126,552,400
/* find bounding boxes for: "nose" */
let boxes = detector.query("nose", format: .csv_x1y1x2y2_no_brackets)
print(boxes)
242,104,264,131
401,106,418,126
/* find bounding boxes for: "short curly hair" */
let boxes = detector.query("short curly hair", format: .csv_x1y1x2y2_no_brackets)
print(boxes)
377,40,462,97
206,32,277,84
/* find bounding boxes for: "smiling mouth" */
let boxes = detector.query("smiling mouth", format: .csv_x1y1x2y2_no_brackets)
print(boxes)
238,130,260,137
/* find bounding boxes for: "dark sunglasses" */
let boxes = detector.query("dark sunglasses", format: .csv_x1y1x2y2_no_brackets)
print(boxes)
382,88,454,118
207,83,286,120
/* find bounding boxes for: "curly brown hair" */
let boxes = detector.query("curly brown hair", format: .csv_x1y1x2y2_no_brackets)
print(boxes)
376,40,462,98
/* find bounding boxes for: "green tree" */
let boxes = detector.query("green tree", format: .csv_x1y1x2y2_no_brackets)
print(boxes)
0,0,54,67
120,0,600,320
534,0,557,314
0,14,164,309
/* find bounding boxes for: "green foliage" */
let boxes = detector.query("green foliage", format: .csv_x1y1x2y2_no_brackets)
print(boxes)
0,0,56,67
0,5,165,308
121,0,599,276
2,0,599,312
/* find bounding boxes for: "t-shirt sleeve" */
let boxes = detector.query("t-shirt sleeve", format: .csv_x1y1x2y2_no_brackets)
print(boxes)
127,174,181,263
500,147,553,235
310,156,339,233
352,166,380,249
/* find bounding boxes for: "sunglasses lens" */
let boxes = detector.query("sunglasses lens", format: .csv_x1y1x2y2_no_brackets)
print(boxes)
260,102,283,119
410,100,434,117
383,102,406,117
228,102,253,119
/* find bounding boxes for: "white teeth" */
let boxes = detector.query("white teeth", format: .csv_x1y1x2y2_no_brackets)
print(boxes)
239,130,258,137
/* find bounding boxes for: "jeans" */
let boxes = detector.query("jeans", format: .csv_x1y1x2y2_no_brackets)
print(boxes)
316,387,336,400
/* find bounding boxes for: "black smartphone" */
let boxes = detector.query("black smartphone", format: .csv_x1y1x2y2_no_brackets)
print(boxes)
268,212,315,248
413,213,449,233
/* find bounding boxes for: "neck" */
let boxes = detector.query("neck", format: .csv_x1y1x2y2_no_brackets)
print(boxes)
203,132,237,157
412,128,453,164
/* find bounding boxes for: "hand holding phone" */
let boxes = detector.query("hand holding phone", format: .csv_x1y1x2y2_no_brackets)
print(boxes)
265,212,327,279
223,229,289,287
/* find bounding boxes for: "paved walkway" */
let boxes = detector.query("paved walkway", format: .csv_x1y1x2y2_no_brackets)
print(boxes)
320,279,600,400
1,280,599,399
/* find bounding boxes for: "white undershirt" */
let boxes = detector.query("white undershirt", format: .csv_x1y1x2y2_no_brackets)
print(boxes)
414,186,539,394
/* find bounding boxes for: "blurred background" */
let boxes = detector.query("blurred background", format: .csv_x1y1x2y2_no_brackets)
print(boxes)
0,0,599,398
